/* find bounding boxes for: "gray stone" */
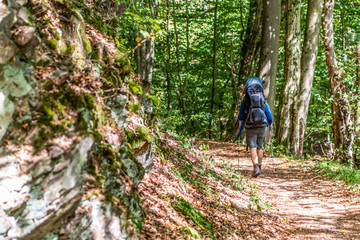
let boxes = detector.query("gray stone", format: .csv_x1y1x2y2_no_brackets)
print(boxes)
110,95,129,128
23,36,40,60
53,160,67,173
136,146,154,172
17,7,30,25
0,3,16,31
0,64,32,97
32,159,52,179
14,0,27,7
0,32,17,64
49,145,65,159
0,92,15,142
14,26,36,46
0,208,12,235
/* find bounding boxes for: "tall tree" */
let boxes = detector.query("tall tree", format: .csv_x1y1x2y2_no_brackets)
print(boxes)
225,0,262,139
295,0,324,156
165,0,172,111
173,0,186,115
209,0,219,139
134,0,157,94
238,0,262,86
322,0,354,164
257,0,281,126
353,38,360,168
276,0,301,151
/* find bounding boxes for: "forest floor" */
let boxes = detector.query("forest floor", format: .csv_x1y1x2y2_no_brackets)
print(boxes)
138,138,360,239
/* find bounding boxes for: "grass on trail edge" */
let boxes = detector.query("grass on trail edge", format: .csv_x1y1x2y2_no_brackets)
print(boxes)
314,159,360,190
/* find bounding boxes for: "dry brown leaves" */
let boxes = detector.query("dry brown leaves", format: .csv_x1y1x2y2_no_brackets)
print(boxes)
138,139,294,240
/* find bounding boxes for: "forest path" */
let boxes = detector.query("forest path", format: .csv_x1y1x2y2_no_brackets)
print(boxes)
200,140,360,240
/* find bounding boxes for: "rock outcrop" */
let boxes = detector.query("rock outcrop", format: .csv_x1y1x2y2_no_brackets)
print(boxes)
0,0,154,239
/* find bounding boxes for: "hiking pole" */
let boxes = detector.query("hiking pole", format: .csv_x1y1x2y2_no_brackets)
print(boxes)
269,127,275,173
238,140,241,171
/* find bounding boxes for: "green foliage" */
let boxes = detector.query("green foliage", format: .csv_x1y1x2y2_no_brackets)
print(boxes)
45,39,59,50
314,159,360,189
181,226,202,240
171,196,214,238
128,81,144,95
126,125,154,149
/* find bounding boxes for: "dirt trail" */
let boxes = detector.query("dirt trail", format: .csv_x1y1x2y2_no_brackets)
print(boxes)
200,140,360,239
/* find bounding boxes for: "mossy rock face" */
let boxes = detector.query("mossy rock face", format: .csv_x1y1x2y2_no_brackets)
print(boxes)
83,37,92,54
44,39,59,50
126,126,154,149
135,126,154,143
114,54,131,76
60,40,75,56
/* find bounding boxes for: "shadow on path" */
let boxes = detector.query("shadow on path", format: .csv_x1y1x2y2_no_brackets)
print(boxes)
198,139,360,240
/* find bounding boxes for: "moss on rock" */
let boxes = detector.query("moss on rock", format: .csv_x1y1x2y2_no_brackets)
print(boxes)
60,40,75,56
45,39,59,50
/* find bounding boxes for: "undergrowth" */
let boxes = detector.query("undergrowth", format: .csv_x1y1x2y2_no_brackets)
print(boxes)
314,159,360,190
170,196,214,239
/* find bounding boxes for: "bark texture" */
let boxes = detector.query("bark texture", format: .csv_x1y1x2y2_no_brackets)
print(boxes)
209,0,219,139
225,0,262,140
296,0,324,156
322,0,354,164
276,0,301,151
258,0,281,117
238,0,262,86
166,0,172,110
354,38,360,168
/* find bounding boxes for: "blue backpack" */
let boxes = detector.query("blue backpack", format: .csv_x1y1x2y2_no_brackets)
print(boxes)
244,77,267,128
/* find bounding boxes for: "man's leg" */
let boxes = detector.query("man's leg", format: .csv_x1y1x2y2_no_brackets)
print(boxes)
257,149,263,173
256,128,265,173
257,149,263,165
250,148,258,165
246,129,261,177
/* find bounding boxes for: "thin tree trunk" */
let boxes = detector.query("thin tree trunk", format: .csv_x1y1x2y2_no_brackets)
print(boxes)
296,0,324,156
173,0,186,115
184,0,190,95
209,0,218,139
353,38,360,169
166,0,171,111
224,0,262,140
238,0,262,87
134,0,156,95
276,0,301,152
223,32,240,140
257,0,281,131
322,0,354,164
143,36,155,94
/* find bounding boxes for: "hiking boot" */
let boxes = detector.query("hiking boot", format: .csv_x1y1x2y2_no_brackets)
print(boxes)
252,164,261,177
259,164,262,174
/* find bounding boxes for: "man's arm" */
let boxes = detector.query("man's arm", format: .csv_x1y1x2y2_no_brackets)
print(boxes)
238,101,246,121
264,103,273,126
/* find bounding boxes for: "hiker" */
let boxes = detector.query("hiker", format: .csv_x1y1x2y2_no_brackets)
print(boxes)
237,77,273,177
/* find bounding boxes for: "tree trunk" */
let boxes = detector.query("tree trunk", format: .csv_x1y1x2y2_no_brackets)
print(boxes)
296,0,324,156
322,0,354,164
258,0,281,118
276,0,301,152
184,0,190,96
173,0,186,115
224,32,240,140
224,0,262,140
353,38,360,168
208,0,218,139
238,0,262,87
166,0,171,111
134,0,156,95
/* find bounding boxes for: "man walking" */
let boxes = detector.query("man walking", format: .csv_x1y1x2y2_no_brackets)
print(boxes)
237,77,273,177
